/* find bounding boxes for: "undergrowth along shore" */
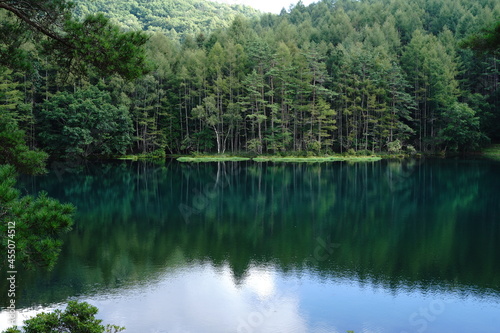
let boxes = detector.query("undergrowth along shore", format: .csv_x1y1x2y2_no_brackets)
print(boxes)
177,155,385,163
114,144,500,162
481,144,500,161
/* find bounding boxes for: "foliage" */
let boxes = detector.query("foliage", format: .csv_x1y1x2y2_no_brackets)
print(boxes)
438,102,488,152
0,0,149,79
72,0,260,40
461,21,500,56
0,115,47,175
2,301,124,333
37,85,133,158
52,13,150,80
387,140,403,153
481,144,500,161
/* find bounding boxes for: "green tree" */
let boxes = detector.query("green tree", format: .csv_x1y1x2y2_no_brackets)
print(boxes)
438,102,487,152
402,30,461,151
128,74,167,154
0,115,47,175
0,67,36,147
316,97,337,151
71,0,259,40
241,69,268,154
192,95,222,153
384,63,415,147
303,43,332,150
266,42,295,152
37,86,133,158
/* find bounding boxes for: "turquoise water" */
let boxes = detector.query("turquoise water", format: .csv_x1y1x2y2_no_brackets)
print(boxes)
2,158,500,332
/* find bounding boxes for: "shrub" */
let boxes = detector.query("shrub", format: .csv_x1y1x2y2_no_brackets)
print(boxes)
387,140,402,153
405,145,417,155
347,148,356,156
357,149,372,156
2,301,124,333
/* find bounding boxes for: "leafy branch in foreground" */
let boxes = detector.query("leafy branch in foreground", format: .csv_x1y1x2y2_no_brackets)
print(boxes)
0,115,74,270
2,301,124,333
0,165,75,270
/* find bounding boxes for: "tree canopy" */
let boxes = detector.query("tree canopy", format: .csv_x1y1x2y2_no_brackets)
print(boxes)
461,21,500,55
72,0,260,40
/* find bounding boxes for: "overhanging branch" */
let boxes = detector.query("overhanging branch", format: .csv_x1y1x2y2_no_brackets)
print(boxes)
0,1,73,49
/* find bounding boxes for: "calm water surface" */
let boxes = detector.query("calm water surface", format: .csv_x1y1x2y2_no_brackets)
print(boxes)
1,158,500,332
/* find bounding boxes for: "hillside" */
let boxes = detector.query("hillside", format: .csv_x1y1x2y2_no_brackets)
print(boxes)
72,0,260,38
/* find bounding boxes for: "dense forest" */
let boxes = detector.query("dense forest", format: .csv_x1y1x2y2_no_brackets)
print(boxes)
1,0,499,158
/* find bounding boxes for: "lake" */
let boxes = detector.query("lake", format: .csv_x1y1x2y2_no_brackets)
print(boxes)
1,158,500,332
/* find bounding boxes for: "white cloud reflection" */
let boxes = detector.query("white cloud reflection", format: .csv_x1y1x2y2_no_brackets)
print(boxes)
1,263,309,333
87,263,308,333
2,262,499,333
0,304,63,331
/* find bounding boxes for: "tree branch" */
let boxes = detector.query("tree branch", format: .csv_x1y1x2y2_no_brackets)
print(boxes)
0,1,73,49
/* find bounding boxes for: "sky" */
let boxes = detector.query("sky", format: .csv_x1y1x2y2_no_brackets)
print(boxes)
212,0,319,14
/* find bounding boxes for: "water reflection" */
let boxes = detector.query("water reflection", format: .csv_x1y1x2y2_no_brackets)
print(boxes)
1,159,500,332
3,261,500,333
86,263,309,333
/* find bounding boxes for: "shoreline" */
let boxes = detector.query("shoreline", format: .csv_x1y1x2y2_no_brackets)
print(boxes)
54,144,500,163
176,155,385,163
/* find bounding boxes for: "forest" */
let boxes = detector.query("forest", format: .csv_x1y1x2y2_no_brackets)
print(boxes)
1,0,499,159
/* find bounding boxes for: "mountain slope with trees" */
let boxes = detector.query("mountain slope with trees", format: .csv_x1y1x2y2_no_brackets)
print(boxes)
72,0,260,40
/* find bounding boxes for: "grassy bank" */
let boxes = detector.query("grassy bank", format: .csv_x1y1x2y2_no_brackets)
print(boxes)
253,156,382,163
177,156,251,162
175,154,383,163
116,155,165,161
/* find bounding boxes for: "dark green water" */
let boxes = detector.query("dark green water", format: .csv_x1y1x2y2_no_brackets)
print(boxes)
1,158,500,332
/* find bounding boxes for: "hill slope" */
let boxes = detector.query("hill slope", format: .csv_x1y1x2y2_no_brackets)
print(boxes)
73,0,260,38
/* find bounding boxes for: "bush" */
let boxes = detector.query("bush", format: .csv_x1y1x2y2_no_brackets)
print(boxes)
357,149,372,156
387,140,403,153
306,140,321,154
246,138,263,154
146,148,166,159
405,145,417,155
